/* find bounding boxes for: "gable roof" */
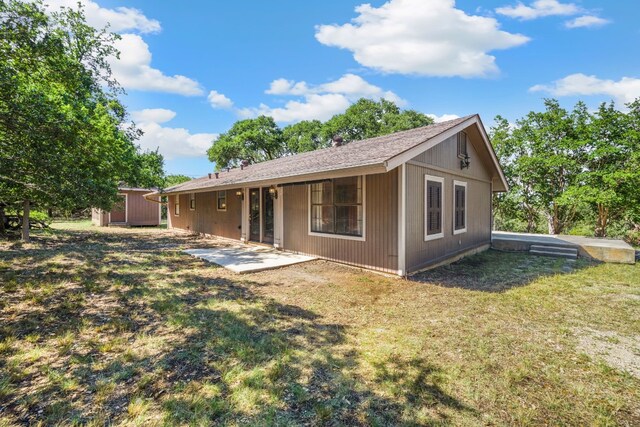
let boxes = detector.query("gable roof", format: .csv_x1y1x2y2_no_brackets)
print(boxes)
154,114,507,196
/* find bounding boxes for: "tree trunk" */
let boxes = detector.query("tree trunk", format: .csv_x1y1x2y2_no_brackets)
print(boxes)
0,205,6,236
22,199,30,243
595,204,608,237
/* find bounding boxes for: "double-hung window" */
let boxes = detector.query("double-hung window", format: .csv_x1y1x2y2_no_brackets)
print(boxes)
189,193,196,210
174,199,180,216
217,190,227,211
424,175,444,241
453,181,467,234
310,176,364,238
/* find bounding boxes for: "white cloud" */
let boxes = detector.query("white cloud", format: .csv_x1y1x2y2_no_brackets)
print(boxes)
110,34,203,96
564,15,610,29
132,109,217,159
530,74,640,104
131,108,176,124
238,74,404,123
44,0,161,33
426,113,460,123
496,0,579,20
314,0,529,78
207,90,234,109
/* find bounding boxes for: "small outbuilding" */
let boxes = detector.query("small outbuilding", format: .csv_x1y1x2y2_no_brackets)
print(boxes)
92,187,161,227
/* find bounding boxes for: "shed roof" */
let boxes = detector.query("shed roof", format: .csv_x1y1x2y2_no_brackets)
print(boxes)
154,114,507,196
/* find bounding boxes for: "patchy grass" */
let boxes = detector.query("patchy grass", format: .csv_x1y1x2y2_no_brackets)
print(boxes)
0,224,639,425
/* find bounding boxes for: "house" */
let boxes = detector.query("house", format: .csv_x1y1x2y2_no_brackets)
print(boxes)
147,115,508,275
92,187,161,227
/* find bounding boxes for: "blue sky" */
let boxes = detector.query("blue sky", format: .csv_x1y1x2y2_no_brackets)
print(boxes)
46,0,640,177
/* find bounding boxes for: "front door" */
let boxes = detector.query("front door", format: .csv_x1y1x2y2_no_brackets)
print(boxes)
249,188,260,242
110,195,126,223
262,187,274,244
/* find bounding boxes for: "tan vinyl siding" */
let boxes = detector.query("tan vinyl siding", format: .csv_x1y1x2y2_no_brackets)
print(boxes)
405,131,492,273
168,190,242,240
125,191,160,226
282,170,398,274
91,208,108,226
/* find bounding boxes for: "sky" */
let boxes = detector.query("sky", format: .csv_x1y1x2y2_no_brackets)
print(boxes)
45,0,640,177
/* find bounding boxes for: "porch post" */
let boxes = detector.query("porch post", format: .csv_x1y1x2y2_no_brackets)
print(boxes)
274,185,284,249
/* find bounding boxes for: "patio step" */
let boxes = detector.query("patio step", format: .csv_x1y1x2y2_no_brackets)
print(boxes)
530,244,578,259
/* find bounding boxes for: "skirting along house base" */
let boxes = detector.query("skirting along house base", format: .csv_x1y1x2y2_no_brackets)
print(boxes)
93,187,161,227
146,115,508,275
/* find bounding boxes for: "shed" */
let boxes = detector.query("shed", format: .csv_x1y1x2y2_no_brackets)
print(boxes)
92,187,161,227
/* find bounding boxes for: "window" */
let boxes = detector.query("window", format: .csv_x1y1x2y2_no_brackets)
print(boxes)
217,190,227,211
310,176,364,238
189,193,196,210
424,175,444,241
174,200,180,216
457,131,468,158
453,181,467,234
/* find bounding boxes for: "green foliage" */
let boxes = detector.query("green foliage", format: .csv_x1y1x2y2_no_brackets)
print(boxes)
164,174,192,188
0,0,154,240
208,98,434,168
132,150,165,189
493,98,640,237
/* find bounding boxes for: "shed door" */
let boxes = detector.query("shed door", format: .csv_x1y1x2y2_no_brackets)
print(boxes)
110,195,126,223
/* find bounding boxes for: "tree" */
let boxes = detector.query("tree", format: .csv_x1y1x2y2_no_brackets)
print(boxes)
0,1,141,241
133,149,165,189
207,116,285,169
322,98,433,143
282,120,325,153
164,174,192,188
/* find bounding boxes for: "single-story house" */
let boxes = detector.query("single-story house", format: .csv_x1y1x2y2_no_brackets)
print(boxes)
147,115,508,275
92,187,161,227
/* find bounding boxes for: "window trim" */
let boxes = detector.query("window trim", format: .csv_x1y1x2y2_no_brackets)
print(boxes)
307,176,366,242
217,190,227,212
424,175,444,242
174,198,180,217
457,131,468,159
189,193,196,211
453,180,467,235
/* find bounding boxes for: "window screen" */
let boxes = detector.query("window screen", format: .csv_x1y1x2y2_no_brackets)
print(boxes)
311,176,363,237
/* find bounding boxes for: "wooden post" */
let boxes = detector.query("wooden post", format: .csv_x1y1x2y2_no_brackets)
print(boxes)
22,199,30,242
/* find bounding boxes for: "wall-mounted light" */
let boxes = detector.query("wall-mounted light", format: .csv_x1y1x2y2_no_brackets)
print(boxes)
460,154,471,170
268,185,278,199
235,190,244,200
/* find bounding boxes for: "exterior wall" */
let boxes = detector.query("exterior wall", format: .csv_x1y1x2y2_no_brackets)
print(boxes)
168,190,242,240
405,132,492,273
124,190,160,226
91,208,108,226
282,170,399,274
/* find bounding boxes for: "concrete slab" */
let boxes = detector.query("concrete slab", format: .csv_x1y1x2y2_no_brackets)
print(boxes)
492,231,636,264
183,246,317,273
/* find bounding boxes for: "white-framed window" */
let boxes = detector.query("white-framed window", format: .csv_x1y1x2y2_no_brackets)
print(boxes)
308,176,365,241
174,199,180,216
457,131,468,158
189,193,196,210
217,190,227,211
453,180,467,235
424,175,444,241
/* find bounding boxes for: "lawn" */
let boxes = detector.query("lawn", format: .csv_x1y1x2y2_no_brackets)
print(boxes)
0,222,639,426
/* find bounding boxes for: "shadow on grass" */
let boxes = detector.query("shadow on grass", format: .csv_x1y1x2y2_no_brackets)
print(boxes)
411,249,598,292
0,227,475,425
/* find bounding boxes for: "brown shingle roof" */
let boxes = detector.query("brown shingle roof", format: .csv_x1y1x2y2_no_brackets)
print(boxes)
161,115,474,194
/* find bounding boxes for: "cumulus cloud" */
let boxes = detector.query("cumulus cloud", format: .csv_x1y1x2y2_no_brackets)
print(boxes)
530,74,640,104
207,90,234,109
132,109,217,159
314,0,529,78
110,34,203,95
426,113,461,123
495,0,579,20
44,0,161,33
238,74,404,123
564,15,610,29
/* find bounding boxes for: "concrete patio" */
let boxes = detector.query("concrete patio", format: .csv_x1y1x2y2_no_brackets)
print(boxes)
492,231,636,264
183,245,317,273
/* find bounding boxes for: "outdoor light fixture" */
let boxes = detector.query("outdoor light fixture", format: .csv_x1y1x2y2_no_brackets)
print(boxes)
460,154,471,170
268,185,278,199
235,190,244,200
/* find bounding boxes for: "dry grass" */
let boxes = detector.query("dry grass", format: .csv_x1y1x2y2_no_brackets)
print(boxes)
0,221,638,425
